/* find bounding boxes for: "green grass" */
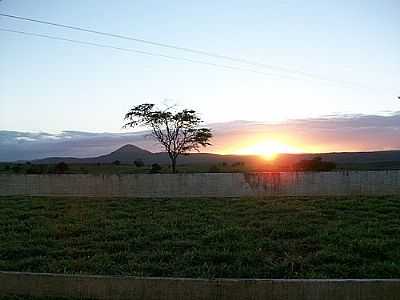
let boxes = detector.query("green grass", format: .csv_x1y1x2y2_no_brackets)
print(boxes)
0,196,399,279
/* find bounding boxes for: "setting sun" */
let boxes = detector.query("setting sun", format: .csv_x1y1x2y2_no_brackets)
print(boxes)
236,140,302,160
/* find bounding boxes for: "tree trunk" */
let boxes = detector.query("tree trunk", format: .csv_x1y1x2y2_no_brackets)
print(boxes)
171,157,177,173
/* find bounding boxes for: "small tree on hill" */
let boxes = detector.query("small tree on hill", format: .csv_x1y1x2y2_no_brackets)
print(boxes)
124,103,212,173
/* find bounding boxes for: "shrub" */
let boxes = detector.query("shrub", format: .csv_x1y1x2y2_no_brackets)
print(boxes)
294,157,336,172
113,160,121,166
134,159,145,168
209,165,220,173
11,165,22,173
54,162,69,174
25,165,46,174
150,163,162,173
231,161,244,167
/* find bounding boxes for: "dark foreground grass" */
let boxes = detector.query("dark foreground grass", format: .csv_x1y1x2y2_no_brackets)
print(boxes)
0,196,399,279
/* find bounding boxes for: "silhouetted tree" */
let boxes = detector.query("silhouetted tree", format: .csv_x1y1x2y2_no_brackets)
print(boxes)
124,104,212,173
134,159,145,168
11,164,22,173
26,165,46,174
232,161,244,167
113,160,121,166
294,157,336,172
209,165,220,173
55,162,69,174
150,163,162,173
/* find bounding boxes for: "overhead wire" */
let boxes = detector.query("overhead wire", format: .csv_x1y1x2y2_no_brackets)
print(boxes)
0,12,371,88
0,27,300,80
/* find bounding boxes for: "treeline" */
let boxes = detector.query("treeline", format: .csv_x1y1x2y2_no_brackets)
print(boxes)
0,161,163,174
293,157,336,172
3,162,71,174
0,157,337,174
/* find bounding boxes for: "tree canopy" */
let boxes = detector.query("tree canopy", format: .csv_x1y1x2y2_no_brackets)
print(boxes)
124,103,212,173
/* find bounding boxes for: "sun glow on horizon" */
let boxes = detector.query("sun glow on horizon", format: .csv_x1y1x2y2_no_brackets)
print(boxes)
235,140,303,160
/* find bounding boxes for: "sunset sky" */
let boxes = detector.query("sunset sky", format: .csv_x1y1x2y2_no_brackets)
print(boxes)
0,1,399,159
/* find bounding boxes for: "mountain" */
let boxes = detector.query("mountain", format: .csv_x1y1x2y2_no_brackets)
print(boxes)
91,144,152,163
31,144,260,165
32,144,153,164
23,144,400,170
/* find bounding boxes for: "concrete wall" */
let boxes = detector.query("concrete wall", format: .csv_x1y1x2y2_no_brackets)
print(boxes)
1,171,400,198
1,271,399,300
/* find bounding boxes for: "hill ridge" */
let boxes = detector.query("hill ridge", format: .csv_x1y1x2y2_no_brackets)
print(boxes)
27,143,400,167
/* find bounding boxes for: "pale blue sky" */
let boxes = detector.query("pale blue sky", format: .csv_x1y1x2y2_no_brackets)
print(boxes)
0,0,399,133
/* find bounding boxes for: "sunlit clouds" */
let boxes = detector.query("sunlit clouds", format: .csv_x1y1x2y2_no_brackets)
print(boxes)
208,112,400,155
1,112,400,161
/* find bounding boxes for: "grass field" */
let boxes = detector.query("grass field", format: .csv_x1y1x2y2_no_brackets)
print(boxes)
0,196,399,279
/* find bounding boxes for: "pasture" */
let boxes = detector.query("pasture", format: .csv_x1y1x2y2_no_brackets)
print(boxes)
0,196,399,279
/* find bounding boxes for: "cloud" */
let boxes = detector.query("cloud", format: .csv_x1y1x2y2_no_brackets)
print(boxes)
210,112,400,154
1,112,399,161
0,130,158,161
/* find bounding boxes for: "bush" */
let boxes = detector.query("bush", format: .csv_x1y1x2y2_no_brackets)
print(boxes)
231,161,244,167
134,159,145,168
11,165,22,173
113,160,121,166
25,165,46,174
209,165,220,173
150,163,162,173
54,162,69,174
294,157,336,172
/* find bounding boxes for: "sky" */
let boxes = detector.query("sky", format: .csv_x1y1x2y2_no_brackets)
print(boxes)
0,0,399,157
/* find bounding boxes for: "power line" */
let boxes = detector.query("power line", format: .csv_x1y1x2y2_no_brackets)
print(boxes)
0,13,303,73
0,27,299,80
0,27,386,93
0,12,365,86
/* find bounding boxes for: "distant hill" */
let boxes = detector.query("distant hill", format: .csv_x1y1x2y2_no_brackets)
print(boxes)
32,144,152,164
29,144,400,170
89,144,153,163
276,151,400,165
31,144,261,166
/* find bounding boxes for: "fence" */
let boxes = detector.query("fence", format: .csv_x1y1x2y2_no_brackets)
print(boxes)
1,171,400,198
